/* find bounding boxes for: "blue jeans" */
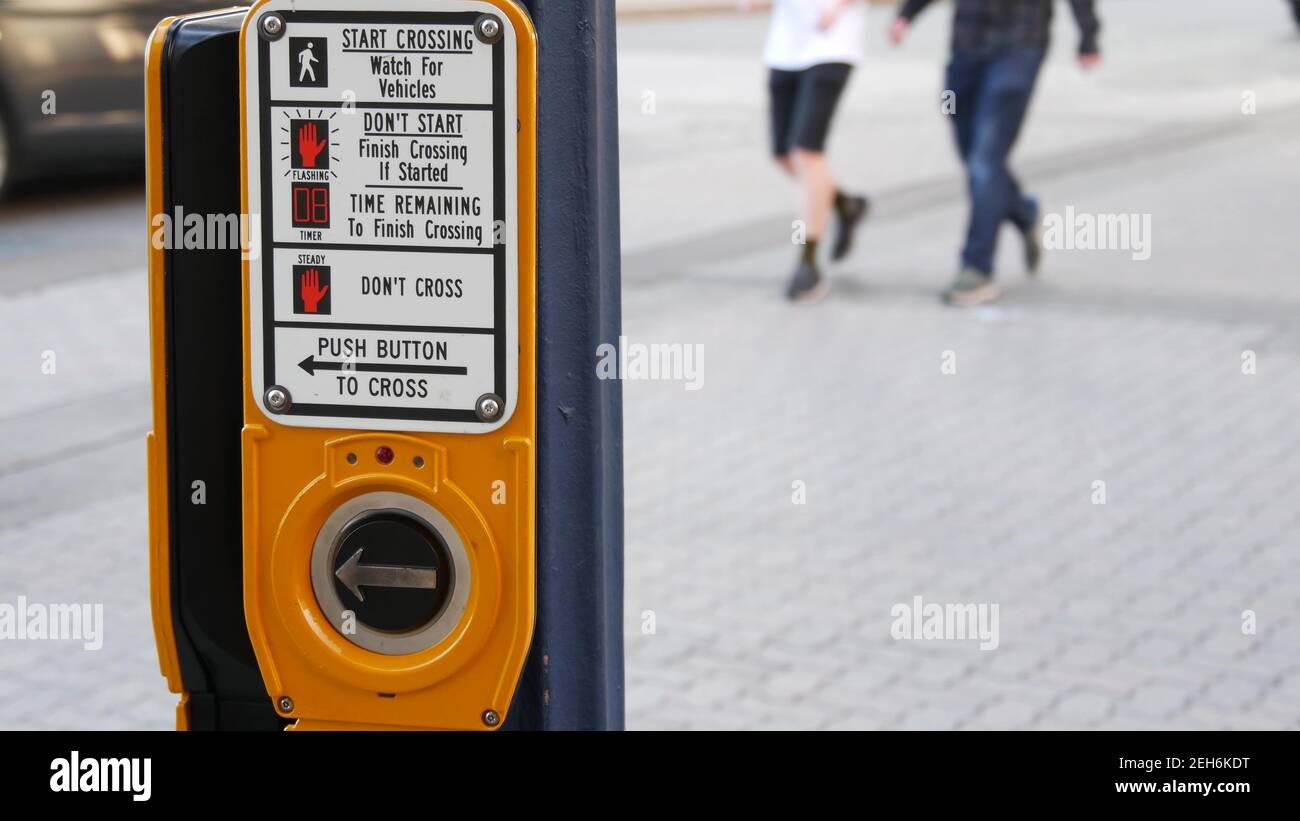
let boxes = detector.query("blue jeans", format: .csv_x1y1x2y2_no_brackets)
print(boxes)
945,47,1045,276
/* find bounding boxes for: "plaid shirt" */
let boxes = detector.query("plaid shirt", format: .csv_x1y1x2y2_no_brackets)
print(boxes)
899,0,1101,56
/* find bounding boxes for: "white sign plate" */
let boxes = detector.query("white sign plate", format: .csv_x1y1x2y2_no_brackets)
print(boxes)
244,0,518,433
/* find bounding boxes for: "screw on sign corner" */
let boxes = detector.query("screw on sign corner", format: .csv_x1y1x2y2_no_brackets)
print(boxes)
278,696,294,713
475,15,503,45
259,12,285,41
265,385,292,413
475,393,504,423
482,709,501,728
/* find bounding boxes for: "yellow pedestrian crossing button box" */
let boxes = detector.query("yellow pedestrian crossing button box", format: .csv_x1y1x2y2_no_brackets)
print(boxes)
238,0,536,730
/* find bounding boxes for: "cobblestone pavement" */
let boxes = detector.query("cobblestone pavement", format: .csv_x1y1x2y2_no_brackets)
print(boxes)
617,3,1300,729
1,0,1298,730
621,197,1300,729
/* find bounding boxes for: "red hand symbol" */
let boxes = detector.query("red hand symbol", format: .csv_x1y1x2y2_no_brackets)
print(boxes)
300,268,329,313
298,122,327,168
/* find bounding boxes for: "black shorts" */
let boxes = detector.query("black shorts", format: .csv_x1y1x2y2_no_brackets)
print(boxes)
768,62,853,157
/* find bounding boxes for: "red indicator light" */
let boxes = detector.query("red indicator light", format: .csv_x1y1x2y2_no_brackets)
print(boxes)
375,446,395,465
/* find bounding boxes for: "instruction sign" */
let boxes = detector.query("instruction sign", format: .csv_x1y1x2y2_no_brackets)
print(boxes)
244,0,519,432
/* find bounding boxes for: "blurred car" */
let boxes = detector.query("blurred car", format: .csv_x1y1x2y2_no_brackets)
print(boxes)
0,0,225,195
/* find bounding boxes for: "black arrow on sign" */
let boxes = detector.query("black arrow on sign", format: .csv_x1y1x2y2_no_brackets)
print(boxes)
335,548,438,602
298,355,468,376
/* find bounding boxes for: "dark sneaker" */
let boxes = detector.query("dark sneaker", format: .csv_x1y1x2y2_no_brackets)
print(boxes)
831,195,870,261
942,268,1000,306
1023,212,1045,276
785,261,829,303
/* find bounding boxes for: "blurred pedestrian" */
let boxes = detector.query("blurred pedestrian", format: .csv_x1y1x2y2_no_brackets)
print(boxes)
890,0,1101,306
1291,0,1300,28
742,0,872,303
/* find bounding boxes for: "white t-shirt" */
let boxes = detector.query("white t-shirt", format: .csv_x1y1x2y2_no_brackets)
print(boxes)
762,0,867,71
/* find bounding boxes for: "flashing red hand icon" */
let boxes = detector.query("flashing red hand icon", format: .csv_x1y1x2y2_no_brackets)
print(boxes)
299,268,329,313
297,122,327,168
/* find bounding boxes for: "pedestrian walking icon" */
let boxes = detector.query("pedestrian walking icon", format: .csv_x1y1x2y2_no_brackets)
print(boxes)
299,43,318,82
289,37,328,88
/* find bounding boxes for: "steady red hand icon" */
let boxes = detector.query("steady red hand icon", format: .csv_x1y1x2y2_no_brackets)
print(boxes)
297,122,327,168
300,268,329,313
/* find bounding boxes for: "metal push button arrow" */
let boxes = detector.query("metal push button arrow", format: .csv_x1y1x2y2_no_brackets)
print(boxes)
328,509,454,634
334,548,438,602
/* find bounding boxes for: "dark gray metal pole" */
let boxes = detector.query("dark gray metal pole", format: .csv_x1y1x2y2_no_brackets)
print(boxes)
505,0,625,730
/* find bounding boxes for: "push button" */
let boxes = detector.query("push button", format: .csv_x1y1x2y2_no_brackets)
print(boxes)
311,492,471,656
331,510,452,634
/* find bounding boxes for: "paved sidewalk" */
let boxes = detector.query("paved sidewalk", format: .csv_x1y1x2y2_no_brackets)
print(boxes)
621,145,1300,728
0,0,1297,731
618,3,1300,729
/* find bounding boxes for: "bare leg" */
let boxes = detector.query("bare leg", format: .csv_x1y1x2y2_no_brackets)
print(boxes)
791,148,836,240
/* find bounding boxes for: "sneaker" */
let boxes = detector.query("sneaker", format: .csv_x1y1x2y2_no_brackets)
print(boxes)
831,195,871,262
942,267,1000,306
1023,212,1044,276
785,261,829,303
